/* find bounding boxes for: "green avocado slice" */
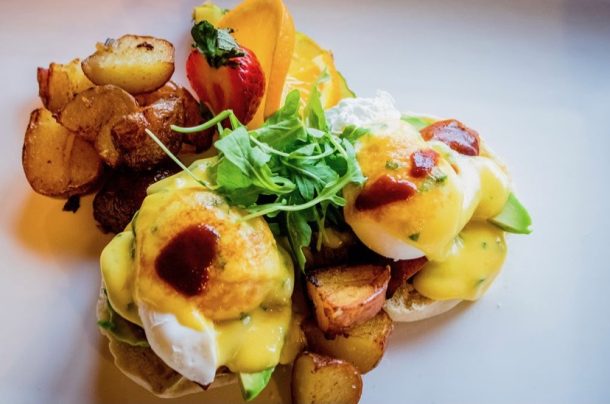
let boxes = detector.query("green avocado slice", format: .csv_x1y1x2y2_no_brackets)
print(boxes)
489,193,532,234
401,114,437,131
239,367,275,401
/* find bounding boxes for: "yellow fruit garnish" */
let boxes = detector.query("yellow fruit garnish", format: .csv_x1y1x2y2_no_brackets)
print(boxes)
193,2,226,25
218,0,296,128
283,32,354,110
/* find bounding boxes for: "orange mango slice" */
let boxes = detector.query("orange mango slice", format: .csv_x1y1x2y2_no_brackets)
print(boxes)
282,32,355,110
218,0,296,128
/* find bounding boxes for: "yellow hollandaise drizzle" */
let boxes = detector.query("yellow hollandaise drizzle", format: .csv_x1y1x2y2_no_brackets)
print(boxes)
413,221,507,301
100,230,141,326
216,307,292,373
100,159,296,374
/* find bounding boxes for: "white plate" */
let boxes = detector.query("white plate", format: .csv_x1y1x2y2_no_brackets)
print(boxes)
1,0,609,403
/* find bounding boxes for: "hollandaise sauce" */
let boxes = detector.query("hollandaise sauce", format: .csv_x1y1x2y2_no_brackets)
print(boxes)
345,115,512,301
216,307,291,372
100,164,297,376
413,221,507,301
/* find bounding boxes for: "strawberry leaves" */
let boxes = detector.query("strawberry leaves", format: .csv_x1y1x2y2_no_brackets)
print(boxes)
191,20,244,68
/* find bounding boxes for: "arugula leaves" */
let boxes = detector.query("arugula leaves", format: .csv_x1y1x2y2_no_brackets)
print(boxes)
170,89,367,270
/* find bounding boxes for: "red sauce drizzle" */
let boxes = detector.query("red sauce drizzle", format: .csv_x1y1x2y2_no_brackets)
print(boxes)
410,149,439,178
420,119,480,156
355,175,417,211
155,224,218,297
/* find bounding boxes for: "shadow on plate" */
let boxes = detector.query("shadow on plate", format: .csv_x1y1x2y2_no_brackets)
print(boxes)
12,187,113,262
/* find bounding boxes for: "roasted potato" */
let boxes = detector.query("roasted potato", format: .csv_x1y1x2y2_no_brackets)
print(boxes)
180,88,215,153
136,82,214,153
304,230,382,271
93,164,179,233
386,257,428,297
307,264,390,334
82,35,175,94
302,311,394,374
57,85,139,166
134,81,181,106
292,352,362,404
111,97,184,170
22,108,103,198
37,59,94,113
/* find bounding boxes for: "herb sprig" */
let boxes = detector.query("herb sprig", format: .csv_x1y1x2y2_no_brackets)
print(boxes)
154,88,367,270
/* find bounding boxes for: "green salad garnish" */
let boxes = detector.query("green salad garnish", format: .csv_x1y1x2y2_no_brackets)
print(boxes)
148,88,367,271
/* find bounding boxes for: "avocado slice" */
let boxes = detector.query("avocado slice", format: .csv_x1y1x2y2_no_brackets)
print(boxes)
401,114,437,131
239,367,275,401
489,193,532,234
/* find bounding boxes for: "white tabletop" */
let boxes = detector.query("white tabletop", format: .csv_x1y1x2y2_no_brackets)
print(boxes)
0,0,609,403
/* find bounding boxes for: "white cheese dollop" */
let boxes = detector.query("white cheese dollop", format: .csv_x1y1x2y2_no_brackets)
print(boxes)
325,91,401,135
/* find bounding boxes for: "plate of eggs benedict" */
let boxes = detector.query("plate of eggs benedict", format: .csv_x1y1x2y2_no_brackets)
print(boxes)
96,89,530,402
14,0,534,403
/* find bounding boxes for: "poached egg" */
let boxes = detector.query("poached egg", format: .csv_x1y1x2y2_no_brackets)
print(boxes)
100,159,296,386
327,92,511,301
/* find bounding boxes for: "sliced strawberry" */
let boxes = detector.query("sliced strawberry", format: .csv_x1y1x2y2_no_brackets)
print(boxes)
186,21,265,125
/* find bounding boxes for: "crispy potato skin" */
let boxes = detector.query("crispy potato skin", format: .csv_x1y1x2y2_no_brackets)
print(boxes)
180,88,214,153
37,68,49,106
57,84,139,141
386,257,428,298
111,97,184,170
306,264,390,334
302,311,393,374
37,59,94,113
57,84,143,167
57,84,207,170
22,108,103,198
303,232,382,272
82,35,175,95
292,352,362,404
134,81,181,106
93,165,179,233
136,82,214,153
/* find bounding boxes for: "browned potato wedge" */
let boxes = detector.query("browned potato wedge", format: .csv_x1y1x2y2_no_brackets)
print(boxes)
111,97,184,170
386,257,428,297
292,352,362,404
302,311,394,374
82,35,175,94
307,264,390,334
136,82,214,153
134,81,181,106
180,88,214,153
303,230,384,271
57,85,139,166
37,59,94,113
93,164,179,233
22,108,103,197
